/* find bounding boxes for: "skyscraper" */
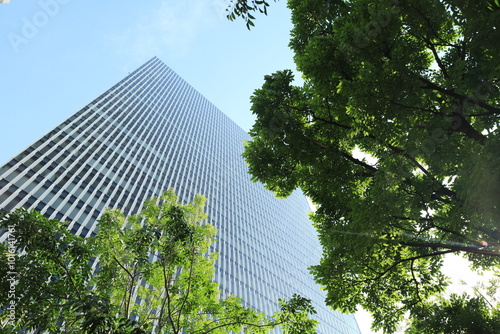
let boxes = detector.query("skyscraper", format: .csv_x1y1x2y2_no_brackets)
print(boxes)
0,57,360,333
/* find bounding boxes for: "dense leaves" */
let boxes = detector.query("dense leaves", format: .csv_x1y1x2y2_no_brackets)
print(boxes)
242,0,500,332
0,209,95,333
0,190,317,333
407,292,500,334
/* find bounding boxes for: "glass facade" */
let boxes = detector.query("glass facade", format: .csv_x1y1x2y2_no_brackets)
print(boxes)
0,57,360,333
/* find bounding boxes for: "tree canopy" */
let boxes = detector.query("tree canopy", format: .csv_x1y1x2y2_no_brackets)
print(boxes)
241,0,500,332
0,190,317,333
406,292,500,334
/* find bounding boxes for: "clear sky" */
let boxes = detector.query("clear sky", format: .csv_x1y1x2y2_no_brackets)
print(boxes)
0,1,375,333
0,0,300,163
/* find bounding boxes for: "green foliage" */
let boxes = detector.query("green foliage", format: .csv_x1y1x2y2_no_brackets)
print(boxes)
487,0,500,11
406,292,500,334
0,209,94,333
0,190,317,333
242,0,500,332
277,294,318,334
226,0,277,29
404,276,500,333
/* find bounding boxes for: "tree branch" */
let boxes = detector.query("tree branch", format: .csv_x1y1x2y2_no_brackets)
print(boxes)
419,77,500,118
355,250,454,284
410,259,424,305
112,254,134,279
303,104,458,201
176,247,197,327
341,152,378,173
401,241,500,257
159,257,177,333
54,257,83,300
385,98,441,115
425,40,449,79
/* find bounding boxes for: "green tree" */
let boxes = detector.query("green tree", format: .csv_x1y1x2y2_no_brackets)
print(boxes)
0,190,317,333
241,0,500,332
407,276,500,333
407,287,500,334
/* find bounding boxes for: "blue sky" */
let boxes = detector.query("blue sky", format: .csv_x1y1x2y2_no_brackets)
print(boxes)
0,1,375,332
0,0,298,164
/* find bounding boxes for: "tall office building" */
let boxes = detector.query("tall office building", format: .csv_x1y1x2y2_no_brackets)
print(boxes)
0,57,360,333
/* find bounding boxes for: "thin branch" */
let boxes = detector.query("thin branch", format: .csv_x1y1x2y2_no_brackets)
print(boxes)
386,98,442,115
124,270,139,319
112,255,134,279
476,226,500,242
392,216,476,245
467,111,500,117
54,257,83,300
402,241,500,257
354,250,454,284
341,152,379,173
410,259,424,305
473,287,494,309
176,242,197,328
430,222,468,240
385,143,430,177
111,254,136,317
159,257,177,333
425,40,449,79
292,103,458,201
310,110,351,130
411,6,450,46
419,76,500,116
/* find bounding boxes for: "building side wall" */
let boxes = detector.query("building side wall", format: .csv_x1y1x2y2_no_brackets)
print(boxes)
0,57,360,334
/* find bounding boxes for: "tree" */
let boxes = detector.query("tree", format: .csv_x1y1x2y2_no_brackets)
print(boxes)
406,276,500,334
406,293,500,334
241,0,500,332
0,190,317,333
